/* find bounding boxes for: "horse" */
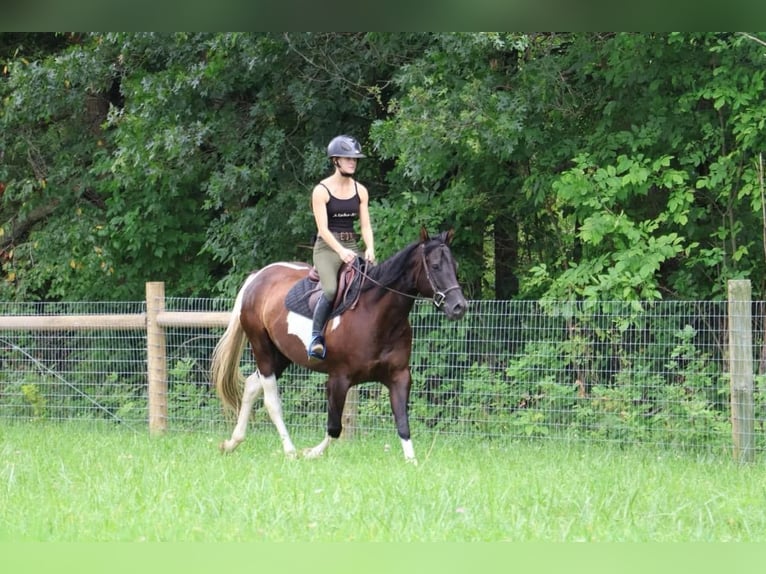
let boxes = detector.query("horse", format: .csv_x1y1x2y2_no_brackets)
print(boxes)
210,227,467,463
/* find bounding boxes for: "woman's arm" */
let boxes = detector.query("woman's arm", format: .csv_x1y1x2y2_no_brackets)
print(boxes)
357,184,375,263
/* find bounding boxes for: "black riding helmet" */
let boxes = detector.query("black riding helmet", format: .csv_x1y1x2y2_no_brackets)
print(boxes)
327,135,366,159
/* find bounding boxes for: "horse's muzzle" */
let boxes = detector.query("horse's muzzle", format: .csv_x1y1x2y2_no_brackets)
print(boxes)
444,297,468,320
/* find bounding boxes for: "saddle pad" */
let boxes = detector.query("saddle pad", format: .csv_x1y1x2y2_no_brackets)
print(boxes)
284,258,367,319
284,276,320,318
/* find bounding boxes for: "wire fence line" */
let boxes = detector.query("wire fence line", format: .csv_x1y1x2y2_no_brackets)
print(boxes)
0,297,764,456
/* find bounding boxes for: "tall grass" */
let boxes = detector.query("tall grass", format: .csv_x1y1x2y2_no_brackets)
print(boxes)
1,422,765,541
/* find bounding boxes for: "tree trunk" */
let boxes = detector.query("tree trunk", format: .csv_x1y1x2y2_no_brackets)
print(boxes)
494,219,518,299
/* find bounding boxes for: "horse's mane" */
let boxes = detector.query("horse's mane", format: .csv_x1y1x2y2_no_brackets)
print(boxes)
360,231,449,297
361,240,421,295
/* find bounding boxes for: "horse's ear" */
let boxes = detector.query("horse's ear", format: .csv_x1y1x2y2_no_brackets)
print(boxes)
445,228,455,244
420,226,430,242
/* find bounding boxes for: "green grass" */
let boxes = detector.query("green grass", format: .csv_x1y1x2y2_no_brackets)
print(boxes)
2,422,765,541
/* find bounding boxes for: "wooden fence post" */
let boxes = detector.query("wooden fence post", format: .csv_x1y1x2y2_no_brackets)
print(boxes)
146,281,168,435
728,279,755,463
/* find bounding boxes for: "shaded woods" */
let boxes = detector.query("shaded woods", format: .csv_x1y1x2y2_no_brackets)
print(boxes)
2,32,766,304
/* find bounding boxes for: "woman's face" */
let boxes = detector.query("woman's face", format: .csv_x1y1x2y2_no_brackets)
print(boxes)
336,157,358,172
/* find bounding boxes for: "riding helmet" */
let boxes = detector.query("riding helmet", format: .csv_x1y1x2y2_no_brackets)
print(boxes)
327,135,366,159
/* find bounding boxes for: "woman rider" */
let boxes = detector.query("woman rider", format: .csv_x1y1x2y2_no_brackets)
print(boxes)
308,134,376,359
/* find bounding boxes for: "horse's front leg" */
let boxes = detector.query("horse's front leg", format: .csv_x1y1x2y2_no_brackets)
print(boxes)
304,375,349,459
388,368,417,464
220,371,263,453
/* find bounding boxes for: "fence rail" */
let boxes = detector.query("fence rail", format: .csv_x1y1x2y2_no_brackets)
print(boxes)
0,281,762,460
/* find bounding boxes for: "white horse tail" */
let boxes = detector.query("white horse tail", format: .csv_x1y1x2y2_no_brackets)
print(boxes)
211,278,251,416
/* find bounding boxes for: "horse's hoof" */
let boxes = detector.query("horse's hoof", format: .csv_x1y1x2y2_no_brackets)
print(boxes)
302,448,323,459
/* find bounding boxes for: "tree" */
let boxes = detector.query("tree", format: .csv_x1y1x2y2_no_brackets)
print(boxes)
371,33,534,299
3,32,766,303
375,32,766,301
522,33,766,301
0,32,119,300
1,33,415,300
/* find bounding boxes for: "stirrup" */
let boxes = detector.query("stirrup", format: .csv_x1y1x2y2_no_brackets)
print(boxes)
307,335,326,360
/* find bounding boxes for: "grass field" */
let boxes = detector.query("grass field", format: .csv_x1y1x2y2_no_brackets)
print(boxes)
1,422,765,542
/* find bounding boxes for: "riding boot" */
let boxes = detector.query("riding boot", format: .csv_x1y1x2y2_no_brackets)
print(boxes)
308,295,332,359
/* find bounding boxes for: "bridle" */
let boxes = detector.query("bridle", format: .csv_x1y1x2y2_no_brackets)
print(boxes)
418,243,463,308
356,242,461,309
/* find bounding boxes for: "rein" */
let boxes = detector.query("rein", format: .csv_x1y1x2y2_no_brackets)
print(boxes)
355,243,460,309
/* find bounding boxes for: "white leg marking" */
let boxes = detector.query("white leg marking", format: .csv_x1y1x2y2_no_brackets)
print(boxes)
303,434,333,459
221,372,263,453
401,438,417,465
261,374,297,457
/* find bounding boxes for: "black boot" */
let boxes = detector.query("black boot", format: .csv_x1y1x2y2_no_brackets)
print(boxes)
308,295,332,359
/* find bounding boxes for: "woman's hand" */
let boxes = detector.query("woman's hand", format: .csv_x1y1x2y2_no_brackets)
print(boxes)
364,247,376,265
339,247,357,264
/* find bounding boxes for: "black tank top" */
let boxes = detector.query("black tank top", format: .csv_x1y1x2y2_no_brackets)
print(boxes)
322,182,360,233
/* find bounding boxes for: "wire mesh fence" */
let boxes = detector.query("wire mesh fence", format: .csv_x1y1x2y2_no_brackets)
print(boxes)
1,297,764,455
0,301,148,429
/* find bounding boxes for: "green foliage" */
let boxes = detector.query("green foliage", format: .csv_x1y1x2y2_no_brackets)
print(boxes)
3,33,766,301
402,299,732,451
546,33,766,300
0,376,48,420
372,33,531,297
0,298,740,454
0,33,403,300
20,382,46,419
167,358,220,428
540,153,690,300
0,326,147,425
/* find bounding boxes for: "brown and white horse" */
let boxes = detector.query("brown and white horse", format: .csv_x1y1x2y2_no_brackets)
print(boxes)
210,228,467,463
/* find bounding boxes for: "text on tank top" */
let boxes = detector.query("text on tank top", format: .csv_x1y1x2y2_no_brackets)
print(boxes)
322,181,360,233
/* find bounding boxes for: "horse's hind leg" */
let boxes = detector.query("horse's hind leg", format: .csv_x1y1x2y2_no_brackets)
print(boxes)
220,371,264,454
303,434,332,459
220,371,297,458
261,373,297,457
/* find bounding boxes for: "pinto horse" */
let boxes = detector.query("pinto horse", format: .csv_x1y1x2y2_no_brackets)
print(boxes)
210,227,467,463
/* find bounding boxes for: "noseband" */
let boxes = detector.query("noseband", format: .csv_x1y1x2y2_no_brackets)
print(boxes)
419,243,461,309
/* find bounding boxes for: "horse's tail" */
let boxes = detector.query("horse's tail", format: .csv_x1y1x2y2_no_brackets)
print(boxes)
211,280,249,416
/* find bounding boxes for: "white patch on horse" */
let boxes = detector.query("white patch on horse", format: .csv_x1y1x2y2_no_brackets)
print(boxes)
287,311,313,347
229,272,259,319
268,262,311,272
328,315,342,332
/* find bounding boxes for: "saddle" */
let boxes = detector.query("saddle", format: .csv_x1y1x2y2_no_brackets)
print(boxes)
284,257,368,319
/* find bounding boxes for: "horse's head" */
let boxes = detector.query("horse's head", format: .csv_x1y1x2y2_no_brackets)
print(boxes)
417,227,468,320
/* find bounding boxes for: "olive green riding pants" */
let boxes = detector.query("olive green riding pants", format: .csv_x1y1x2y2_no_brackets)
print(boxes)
312,236,359,300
